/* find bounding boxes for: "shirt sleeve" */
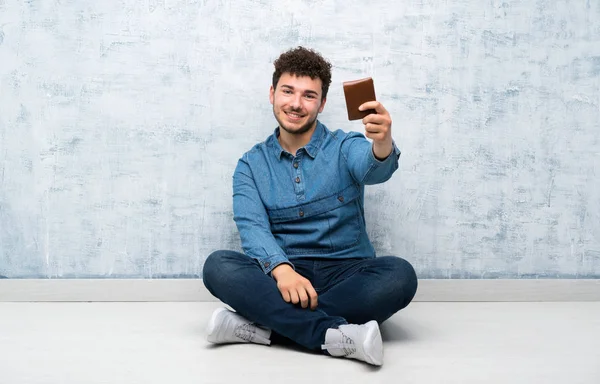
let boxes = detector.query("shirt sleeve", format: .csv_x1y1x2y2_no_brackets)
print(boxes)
232,156,294,275
340,131,401,185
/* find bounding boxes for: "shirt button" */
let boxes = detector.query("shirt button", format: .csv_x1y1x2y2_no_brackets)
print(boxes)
264,261,270,268
295,177,300,183
293,162,299,169
299,210,304,217
338,196,344,202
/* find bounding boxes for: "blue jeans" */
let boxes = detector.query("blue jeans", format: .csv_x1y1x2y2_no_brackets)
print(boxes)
202,250,418,351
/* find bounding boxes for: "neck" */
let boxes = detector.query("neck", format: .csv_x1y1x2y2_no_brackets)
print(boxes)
278,123,317,155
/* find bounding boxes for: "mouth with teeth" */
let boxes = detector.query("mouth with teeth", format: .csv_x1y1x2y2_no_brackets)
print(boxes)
285,111,305,122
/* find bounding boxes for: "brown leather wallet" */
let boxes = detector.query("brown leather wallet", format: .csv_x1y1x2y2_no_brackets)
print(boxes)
343,77,376,120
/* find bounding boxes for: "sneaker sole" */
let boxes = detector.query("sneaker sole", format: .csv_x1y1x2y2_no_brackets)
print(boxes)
206,307,229,343
362,320,383,366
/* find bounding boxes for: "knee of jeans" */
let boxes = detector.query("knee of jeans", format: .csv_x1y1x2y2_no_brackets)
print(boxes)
382,257,418,309
202,250,239,291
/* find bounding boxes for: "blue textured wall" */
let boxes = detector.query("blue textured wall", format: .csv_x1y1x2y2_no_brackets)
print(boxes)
0,0,599,278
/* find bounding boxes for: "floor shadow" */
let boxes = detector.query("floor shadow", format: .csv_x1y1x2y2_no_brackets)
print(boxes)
270,342,384,371
380,320,417,342
269,339,322,356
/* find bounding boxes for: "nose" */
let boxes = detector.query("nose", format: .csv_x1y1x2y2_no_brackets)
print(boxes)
290,94,302,110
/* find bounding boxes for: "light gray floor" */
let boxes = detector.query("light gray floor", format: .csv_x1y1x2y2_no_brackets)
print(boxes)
0,302,598,384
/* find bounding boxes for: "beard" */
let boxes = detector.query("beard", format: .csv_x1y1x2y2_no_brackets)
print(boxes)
274,106,318,136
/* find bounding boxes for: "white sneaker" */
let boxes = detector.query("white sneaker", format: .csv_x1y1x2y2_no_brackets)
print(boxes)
321,320,383,366
206,307,271,345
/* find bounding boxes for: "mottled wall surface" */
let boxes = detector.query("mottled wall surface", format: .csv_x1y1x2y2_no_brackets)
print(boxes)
0,1,598,278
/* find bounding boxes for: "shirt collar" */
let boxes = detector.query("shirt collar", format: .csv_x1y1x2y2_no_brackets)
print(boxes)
269,120,325,160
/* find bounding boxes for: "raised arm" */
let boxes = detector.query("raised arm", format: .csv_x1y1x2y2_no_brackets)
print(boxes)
341,101,401,185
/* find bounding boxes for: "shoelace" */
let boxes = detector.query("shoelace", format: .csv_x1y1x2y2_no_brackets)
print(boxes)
234,323,257,342
322,332,357,357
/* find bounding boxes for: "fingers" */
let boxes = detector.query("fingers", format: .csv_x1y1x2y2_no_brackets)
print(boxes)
359,101,388,115
365,123,383,133
276,272,318,310
364,123,389,142
280,289,291,303
307,285,319,310
289,289,300,305
298,282,318,310
362,99,392,143
298,288,309,309
361,104,392,143
281,287,318,309
362,113,389,126
294,284,318,309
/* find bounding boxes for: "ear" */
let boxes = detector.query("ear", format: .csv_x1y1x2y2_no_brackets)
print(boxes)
269,85,275,105
318,97,327,113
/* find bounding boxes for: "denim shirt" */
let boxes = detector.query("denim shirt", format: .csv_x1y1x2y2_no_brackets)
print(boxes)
232,120,401,274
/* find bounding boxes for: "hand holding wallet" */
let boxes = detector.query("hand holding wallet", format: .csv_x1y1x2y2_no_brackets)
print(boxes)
343,77,377,120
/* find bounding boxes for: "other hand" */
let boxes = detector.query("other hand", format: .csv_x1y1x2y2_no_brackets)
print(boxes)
271,264,318,310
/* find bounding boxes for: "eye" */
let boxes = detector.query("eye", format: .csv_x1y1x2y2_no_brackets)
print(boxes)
283,89,292,94
305,94,316,99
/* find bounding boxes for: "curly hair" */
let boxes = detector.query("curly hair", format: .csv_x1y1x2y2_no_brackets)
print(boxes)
272,46,332,100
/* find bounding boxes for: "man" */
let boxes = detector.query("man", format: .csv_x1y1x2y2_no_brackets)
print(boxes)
202,46,417,366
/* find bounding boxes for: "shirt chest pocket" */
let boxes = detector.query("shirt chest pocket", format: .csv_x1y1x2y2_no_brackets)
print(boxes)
268,184,362,255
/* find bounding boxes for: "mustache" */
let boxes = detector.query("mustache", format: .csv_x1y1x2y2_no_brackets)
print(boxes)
286,107,304,114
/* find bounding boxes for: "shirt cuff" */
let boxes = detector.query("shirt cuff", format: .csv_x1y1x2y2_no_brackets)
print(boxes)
371,140,401,164
253,254,294,275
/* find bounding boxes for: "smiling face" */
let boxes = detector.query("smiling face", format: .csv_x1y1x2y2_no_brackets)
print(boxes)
269,72,327,136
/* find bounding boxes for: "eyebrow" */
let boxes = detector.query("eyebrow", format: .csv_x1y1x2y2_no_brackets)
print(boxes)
281,84,319,96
